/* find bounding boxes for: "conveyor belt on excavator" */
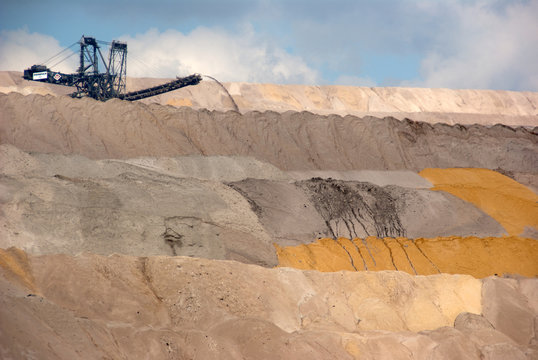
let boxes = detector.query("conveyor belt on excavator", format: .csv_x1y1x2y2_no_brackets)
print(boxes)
119,74,202,101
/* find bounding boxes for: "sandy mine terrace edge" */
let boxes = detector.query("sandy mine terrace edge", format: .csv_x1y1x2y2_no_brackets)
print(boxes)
1,145,535,267
1,71,538,127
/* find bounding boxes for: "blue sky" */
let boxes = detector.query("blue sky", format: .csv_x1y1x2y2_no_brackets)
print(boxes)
1,0,537,91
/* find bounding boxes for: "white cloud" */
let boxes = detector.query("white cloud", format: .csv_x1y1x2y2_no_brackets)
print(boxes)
0,28,78,73
0,26,319,85
273,0,538,90
121,26,320,84
417,1,538,91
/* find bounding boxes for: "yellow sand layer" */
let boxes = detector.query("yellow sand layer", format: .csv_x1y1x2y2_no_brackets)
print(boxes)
0,247,36,291
275,236,538,278
165,98,193,107
419,168,538,236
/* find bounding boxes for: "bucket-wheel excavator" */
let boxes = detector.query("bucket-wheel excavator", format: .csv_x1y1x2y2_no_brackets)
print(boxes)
23,35,202,101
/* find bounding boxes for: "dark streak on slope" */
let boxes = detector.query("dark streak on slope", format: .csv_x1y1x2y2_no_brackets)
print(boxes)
227,183,263,216
381,238,399,271
297,178,406,239
138,257,163,302
414,241,441,274
358,238,377,266
396,238,417,275
336,239,358,271
351,239,368,270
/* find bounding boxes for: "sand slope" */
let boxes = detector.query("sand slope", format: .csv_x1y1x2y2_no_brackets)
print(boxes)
1,93,536,173
276,236,538,278
1,248,536,359
0,146,278,266
420,168,538,236
230,178,506,243
4,147,521,269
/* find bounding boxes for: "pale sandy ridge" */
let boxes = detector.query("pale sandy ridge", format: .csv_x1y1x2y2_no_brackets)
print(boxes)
155,80,538,126
1,71,537,126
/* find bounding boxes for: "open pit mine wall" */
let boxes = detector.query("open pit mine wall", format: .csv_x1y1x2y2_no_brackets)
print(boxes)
0,92,536,174
1,74,538,359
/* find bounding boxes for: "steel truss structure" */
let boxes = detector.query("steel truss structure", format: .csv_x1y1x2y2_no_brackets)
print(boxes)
23,35,200,101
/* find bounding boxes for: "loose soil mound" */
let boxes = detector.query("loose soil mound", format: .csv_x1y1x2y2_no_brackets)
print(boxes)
420,168,538,236
275,236,538,278
1,249,536,359
230,178,505,244
1,93,536,173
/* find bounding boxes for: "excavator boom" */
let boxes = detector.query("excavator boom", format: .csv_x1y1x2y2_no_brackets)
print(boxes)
119,74,202,101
